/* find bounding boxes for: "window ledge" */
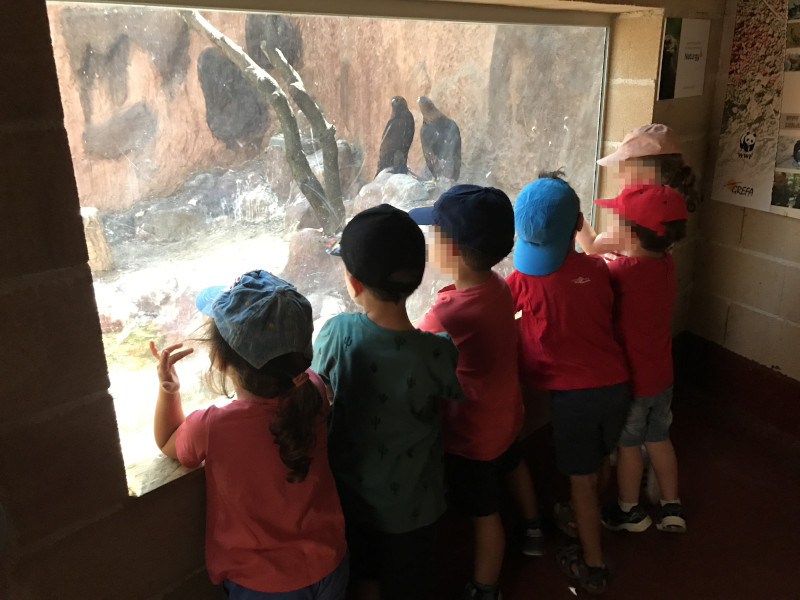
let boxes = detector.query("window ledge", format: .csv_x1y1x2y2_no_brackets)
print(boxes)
126,454,200,497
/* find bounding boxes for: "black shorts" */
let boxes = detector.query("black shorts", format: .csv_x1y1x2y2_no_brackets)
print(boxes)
550,382,631,476
445,443,524,517
346,521,437,600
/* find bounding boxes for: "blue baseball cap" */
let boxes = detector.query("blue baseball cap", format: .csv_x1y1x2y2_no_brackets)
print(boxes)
513,177,580,276
195,270,313,369
408,185,514,257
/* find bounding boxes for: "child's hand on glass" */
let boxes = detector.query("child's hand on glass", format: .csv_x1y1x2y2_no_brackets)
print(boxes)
149,341,194,394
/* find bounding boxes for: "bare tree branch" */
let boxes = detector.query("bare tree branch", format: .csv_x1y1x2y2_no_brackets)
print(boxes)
182,10,343,234
261,43,344,225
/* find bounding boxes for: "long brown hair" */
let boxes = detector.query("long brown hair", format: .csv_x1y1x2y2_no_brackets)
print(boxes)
202,320,323,483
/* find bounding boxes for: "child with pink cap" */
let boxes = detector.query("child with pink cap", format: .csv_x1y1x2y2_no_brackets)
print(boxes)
578,124,694,537
577,123,697,256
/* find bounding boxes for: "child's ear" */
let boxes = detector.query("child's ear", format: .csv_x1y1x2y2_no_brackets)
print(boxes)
346,273,364,297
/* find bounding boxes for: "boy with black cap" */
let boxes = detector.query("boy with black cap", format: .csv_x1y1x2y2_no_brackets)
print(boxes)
409,185,542,600
506,173,630,595
312,204,463,600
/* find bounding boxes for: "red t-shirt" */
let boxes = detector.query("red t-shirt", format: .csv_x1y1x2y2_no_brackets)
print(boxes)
416,271,524,460
506,252,629,391
606,254,675,397
175,370,346,592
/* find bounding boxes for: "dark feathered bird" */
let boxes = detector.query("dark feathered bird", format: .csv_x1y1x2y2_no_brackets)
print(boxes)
376,96,415,177
418,96,461,182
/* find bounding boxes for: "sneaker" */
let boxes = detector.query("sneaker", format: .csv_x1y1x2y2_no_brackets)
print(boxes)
461,580,502,600
554,501,578,538
656,502,687,533
601,502,652,532
521,517,545,556
557,544,609,595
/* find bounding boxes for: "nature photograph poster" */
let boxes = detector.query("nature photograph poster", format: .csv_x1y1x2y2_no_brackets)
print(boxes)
658,18,710,100
773,0,800,215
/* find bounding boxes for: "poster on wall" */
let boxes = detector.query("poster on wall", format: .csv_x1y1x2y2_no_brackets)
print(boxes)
712,0,787,211
658,18,711,100
771,1,800,216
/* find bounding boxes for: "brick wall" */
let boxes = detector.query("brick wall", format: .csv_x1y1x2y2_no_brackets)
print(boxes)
0,1,220,598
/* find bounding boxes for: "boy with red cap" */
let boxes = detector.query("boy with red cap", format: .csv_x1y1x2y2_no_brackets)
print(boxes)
410,185,543,600
507,172,630,595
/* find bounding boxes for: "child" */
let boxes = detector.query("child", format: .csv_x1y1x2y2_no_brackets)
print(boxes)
151,270,348,599
409,185,543,600
312,204,463,600
506,173,630,595
589,184,689,535
577,123,698,256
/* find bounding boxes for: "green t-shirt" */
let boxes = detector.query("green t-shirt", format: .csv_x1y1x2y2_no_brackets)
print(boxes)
312,312,462,533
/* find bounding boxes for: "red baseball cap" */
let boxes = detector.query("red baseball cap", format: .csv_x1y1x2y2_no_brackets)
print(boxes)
594,185,688,235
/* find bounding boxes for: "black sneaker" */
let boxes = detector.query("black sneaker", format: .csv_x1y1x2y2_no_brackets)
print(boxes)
656,502,686,533
461,580,502,600
601,502,652,532
521,516,545,556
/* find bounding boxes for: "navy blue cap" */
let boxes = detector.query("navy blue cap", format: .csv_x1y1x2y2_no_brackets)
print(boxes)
513,178,580,276
195,270,313,369
408,185,514,257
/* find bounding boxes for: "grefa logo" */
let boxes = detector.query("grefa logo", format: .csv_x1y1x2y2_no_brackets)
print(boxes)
725,179,754,197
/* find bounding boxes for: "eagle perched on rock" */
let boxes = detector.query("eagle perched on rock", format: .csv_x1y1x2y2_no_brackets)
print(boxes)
418,96,461,182
376,96,415,176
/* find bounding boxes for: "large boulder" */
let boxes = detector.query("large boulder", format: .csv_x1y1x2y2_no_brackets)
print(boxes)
352,172,431,215
281,228,345,297
284,193,322,233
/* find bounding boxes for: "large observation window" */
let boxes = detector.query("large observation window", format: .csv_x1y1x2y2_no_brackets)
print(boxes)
47,1,607,493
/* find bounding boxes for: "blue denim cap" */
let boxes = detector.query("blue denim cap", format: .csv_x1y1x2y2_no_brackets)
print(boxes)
408,184,515,257
195,270,313,369
513,178,580,276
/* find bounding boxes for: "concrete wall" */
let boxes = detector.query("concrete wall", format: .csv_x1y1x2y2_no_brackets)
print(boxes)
687,1,800,382
0,0,796,598
0,1,220,598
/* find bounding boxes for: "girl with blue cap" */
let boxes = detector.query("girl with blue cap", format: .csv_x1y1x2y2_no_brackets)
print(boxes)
150,270,348,600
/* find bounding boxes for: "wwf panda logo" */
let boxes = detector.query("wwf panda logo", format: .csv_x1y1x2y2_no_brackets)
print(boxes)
739,131,756,152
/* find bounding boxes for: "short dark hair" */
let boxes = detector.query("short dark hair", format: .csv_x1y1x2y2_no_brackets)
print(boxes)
633,220,687,253
641,154,700,212
362,284,409,304
538,168,567,181
459,244,504,271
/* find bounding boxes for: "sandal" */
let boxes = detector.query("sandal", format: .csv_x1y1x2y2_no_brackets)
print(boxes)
557,544,609,595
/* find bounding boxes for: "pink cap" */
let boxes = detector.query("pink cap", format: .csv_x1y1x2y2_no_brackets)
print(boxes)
594,185,688,235
597,124,682,166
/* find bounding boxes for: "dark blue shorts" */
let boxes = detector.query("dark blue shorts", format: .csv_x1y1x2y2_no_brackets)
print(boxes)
222,553,349,600
346,521,437,600
550,382,631,476
445,443,523,517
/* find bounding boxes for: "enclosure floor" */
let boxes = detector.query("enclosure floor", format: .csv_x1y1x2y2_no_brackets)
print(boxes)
432,380,800,600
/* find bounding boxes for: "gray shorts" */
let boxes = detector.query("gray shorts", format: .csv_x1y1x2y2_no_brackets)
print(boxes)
617,385,674,447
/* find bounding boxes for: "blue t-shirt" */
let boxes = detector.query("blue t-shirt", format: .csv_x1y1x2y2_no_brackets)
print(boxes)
312,312,462,533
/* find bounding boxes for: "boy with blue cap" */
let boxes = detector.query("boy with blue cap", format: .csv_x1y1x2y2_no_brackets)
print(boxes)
409,185,542,600
506,173,630,595
313,204,463,600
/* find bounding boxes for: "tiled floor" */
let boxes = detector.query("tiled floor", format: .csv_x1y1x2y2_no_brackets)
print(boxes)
432,381,800,599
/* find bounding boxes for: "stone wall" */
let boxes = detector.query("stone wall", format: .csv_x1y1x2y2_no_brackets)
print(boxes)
48,4,605,215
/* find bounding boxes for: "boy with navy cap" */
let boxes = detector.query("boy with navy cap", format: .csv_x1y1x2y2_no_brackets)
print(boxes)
410,185,542,600
313,204,463,600
506,173,630,595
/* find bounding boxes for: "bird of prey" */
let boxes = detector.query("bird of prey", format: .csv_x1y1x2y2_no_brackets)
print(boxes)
418,96,461,182
376,96,415,177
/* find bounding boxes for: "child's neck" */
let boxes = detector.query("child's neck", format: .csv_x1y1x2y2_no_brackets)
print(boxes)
360,294,414,330
627,243,665,259
454,266,492,290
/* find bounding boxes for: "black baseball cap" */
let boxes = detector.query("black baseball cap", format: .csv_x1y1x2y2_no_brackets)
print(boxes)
408,185,514,258
340,204,426,294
